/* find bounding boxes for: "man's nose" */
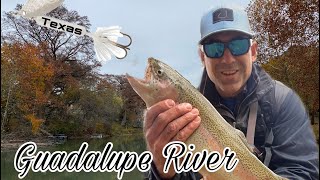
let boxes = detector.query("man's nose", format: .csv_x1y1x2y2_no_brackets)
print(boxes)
221,48,236,64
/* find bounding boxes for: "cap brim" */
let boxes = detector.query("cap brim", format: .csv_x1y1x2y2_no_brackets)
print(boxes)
199,29,254,44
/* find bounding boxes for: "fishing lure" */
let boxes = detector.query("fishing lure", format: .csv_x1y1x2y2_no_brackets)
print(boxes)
12,0,132,62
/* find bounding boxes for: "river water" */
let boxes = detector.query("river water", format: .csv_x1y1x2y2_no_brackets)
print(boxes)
1,135,147,180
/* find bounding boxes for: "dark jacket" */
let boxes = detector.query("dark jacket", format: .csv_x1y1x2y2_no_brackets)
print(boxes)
146,64,319,180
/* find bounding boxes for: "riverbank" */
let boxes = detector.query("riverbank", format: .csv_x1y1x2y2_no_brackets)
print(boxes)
1,131,144,152
1,136,55,151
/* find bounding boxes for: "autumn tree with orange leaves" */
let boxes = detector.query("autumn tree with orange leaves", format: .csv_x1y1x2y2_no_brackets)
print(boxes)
247,0,318,62
1,5,125,136
1,43,54,133
247,0,319,123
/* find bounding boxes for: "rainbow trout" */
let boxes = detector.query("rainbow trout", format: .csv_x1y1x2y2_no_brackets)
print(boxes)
126,57,287,180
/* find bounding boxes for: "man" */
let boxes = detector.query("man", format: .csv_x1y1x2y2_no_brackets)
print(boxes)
144,4,319,180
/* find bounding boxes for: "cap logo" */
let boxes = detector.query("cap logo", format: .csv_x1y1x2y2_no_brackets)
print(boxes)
212,8,234,24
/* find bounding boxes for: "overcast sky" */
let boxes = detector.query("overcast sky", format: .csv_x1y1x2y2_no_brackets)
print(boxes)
1,0,251,86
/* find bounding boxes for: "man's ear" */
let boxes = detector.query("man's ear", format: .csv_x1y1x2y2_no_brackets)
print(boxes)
198,45,205,66
250,41,258,62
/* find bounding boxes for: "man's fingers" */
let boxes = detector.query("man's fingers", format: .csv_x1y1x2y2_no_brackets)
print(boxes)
160,108,200,143
144,99,175,130
173,116,201,142
149,103,195,139
143,101,201,179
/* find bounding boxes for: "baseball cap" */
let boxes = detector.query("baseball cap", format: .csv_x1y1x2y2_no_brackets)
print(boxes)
199,5,253,44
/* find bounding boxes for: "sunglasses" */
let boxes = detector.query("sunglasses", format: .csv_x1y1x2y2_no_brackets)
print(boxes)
202,38,253,58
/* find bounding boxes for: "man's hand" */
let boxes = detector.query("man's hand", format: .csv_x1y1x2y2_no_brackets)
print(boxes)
144,99,201,179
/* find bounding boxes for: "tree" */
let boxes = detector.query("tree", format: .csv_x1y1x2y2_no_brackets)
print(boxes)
1,3,140,137
1,43,54,132
262,45,319,124
247,0,319,63
2,4,103,134
247,0,319,123
2,4,100,97
2,4,96,63
48,77,124,136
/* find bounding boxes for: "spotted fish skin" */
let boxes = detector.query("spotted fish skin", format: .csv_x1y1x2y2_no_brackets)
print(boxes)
126,57,287,180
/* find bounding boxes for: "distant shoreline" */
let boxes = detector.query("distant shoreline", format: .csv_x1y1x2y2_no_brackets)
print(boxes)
1,138,55,151
1,132,144,152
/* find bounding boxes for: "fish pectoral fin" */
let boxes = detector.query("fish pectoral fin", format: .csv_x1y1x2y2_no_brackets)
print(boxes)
234,128,254,153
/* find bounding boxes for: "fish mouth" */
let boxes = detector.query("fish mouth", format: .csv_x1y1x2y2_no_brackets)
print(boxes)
126,60,155,95
126,60,154,86
144,60,153,82
126,72,152,107
126,60,159,108
126,58,179,108
126,73,148,88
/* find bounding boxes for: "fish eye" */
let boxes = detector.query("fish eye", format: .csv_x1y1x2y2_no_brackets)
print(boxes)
157,69,163,75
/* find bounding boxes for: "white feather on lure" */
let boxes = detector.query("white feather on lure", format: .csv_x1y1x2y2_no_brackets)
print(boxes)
87,26,131,62
17,0,64,18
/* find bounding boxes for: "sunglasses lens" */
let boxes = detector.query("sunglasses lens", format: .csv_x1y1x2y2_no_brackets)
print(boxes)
203,39,251,58
203,43,224,58
228,39,250,56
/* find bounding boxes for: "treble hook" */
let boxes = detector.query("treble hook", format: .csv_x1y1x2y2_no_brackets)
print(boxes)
110,32,132,59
